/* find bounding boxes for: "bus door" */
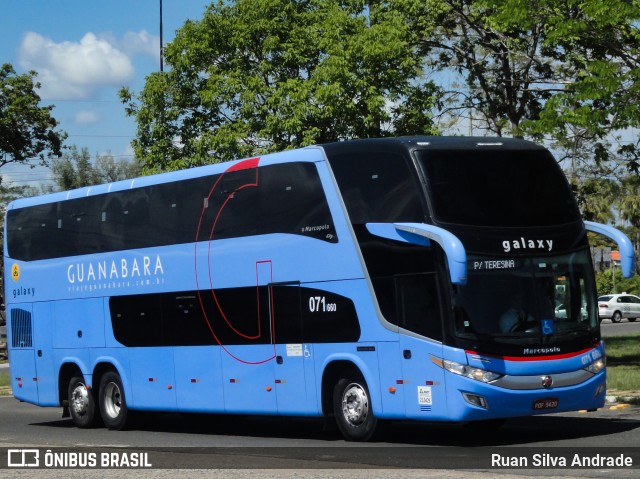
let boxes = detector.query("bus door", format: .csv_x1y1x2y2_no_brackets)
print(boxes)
221,261,278,414
33,302,56,406
271,283,316,415
117,295,178,412
396,273,448,420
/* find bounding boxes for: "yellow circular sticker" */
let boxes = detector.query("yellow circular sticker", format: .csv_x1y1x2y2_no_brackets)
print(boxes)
11,263,20,282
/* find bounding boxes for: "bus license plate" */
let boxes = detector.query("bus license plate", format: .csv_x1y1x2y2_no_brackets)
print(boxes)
533,398,559,410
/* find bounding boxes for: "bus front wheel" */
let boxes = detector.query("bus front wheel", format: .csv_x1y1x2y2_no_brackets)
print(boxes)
99,371,128,430
68,376,97,428
333,373,377,441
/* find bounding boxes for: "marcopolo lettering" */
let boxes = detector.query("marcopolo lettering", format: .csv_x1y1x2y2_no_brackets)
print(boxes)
67,256,164,284
502,238,553,253
523,347,561,355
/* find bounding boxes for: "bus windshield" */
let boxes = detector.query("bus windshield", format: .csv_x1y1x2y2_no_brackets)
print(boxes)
451,249,598,352
416,149,579,227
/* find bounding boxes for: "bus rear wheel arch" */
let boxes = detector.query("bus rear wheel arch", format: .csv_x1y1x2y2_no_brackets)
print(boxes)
98,370,128,430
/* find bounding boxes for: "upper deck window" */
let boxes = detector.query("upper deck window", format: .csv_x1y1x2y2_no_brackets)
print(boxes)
328,150,424,225
6,162,336,262
417,149,579,227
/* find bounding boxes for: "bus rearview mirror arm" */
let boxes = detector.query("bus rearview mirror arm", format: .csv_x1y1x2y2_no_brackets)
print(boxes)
366,222,467,285
584,221,636,278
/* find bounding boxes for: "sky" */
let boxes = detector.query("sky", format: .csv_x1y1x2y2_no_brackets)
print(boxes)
0,0,213,188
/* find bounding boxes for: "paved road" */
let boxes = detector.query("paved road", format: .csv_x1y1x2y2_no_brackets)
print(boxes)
0,397,639,478
2,396,639,448
600,319,640,337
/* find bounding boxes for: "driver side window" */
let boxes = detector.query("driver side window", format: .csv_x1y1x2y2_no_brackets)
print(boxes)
373,273,443,341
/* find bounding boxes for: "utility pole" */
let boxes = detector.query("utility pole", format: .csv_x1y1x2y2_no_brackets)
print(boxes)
159,0,164,72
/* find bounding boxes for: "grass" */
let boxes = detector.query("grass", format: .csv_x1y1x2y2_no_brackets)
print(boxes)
605,333,640,391
0,369,10,391
607,366,640,391
605,333,640,365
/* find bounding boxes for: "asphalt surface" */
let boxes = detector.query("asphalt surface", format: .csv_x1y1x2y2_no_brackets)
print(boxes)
2,375,640,478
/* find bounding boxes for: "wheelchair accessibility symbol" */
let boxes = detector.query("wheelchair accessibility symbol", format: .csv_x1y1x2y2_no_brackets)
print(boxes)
541,319,555,336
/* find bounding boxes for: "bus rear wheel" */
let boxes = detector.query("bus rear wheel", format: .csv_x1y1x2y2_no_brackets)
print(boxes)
68,376,97,428
333,373,377,441
99,371,128,430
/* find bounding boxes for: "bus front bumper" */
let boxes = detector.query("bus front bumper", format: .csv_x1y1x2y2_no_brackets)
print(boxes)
443,369,607,422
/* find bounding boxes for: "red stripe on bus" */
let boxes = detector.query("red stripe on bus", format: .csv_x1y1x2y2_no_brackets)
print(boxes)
465,343,601,362
225,157,260,172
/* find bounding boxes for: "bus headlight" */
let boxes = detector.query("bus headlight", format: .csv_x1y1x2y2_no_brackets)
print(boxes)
441,359,503,383
584,357,606,375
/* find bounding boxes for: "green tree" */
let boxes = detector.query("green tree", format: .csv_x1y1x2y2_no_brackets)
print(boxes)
619,176,640,227
51,146,98,190
534,1,640,141
93,152,142,183
121,0,440,172
402,0,640,145
617,175,640,269
0,63,66,167
596,268,640,296
51,146,142,190
404,0,570,138
530,1,640,178
576,177,618,224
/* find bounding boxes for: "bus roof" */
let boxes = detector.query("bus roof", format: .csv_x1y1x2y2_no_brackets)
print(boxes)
7,136,547,211
321,135,547,153
7,146,327,211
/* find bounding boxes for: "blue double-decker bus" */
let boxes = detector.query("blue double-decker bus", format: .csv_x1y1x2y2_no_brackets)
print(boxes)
4,137,634,441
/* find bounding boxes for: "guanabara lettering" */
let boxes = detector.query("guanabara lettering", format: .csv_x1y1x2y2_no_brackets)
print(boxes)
67,256,164,284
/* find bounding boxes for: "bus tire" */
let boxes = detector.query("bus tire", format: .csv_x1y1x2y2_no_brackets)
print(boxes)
333,373,377,441
99,371,128,430
68,376,97,428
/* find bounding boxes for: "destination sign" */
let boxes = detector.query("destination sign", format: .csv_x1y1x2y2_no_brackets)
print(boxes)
470,259,520,271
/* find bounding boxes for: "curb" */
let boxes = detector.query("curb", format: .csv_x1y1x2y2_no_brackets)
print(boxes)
606,393,640,406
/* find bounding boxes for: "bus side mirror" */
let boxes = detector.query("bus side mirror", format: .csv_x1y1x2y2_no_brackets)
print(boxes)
584,221,635,278
366,222,467,285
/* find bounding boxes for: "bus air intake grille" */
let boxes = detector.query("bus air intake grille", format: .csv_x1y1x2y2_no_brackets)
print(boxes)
11,309,33,348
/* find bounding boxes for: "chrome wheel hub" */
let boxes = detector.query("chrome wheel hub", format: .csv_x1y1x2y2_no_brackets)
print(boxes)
71,383,90,417
103,382,122,419
341,383,369,426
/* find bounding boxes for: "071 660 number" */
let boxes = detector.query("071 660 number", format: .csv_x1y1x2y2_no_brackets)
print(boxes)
308,296,337,313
